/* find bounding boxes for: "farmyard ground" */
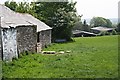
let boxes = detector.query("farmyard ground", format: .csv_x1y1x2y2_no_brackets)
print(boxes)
2,35,118,78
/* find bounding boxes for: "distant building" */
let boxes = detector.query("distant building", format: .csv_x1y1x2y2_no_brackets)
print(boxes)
0,5,52,61
91,26,115,35
72,30,97,37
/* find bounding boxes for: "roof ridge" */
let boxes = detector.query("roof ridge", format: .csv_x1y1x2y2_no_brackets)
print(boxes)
0,4,52,31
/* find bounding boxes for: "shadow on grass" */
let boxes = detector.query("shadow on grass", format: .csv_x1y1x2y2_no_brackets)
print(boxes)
54,38,76,44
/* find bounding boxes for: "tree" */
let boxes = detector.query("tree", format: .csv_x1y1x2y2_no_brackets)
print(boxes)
105,19,112,27
73,21,83,30
5,1,33,14
82,20,90,31
73,19,91,32
4,1,80,41
5,1,18,11
117,23,120,32
32,2,81,41
15,2,30,13
90,17,112,28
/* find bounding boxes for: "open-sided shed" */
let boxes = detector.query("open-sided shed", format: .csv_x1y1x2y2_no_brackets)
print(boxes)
72,30,97,37
91,26,115,34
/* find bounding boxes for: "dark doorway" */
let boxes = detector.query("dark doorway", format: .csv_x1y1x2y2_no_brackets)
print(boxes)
37,32,40,42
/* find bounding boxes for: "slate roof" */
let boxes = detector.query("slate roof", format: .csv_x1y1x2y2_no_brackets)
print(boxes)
0,4,52,32
0,4,33,28
17,13,52,32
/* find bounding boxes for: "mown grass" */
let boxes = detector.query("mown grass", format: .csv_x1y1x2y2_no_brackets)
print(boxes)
2,35,118,78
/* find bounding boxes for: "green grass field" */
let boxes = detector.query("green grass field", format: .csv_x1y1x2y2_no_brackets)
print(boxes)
2,35,118,78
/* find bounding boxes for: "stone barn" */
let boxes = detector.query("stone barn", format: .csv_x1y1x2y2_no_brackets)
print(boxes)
18,13,52,49
0,5,52,61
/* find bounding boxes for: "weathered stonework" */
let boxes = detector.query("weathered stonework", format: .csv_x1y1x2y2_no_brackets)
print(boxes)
38,30,51,48
1,28,18,61
17,26,37,54
0,5,52,61
0,25,52,61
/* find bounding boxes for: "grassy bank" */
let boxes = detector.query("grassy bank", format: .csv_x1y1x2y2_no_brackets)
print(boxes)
2,35,118,78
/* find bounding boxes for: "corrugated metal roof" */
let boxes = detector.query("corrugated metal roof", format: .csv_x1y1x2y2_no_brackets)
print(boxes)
91,26,115,31
72,30,97,35
0,4,52,32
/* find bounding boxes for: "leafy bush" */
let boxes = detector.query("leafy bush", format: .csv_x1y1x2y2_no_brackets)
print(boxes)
112,30,117,35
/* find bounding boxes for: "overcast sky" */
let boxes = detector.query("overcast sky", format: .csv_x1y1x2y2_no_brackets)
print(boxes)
75,0,119,19
0,0,119,19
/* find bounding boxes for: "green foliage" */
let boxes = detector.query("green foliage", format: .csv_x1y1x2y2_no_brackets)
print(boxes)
97,30,117,36
90,17,112,28
4,1,81,41
15,2,30,13
99,31,105,36
117,23,120,33
5,1,18,11
82,20,91,31
2,35,118,78
72,21,82,30
73,19,91,32
5,1,32,13
105,32,110,35
112,30,117,35
33,2,80,41
106,19,112,27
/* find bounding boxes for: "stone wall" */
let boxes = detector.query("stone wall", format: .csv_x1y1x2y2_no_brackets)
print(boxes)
17,26,37,54
0,25,51,60
38,30,51,48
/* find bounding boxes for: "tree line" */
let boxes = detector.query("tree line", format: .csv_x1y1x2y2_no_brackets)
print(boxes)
73,17,119,31
4,1,119,41
5,1,81,41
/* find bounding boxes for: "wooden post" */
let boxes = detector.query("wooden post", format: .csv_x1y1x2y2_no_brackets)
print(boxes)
37,43,42,53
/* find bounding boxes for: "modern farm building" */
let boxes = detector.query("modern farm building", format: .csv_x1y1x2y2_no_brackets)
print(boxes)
0,4,52,61
72,30,97,37
91,26,115,34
